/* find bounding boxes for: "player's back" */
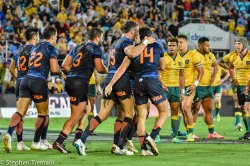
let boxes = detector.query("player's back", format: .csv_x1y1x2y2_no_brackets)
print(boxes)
13,44,34,80
67,42,102,81
27,41,58,80
109,36,133,73
132,42,163,78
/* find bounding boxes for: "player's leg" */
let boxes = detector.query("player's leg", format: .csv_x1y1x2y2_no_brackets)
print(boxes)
177,106,187,136
232,84,242,131
14,96,30,151
79,99,115,145
214,92,222,122
241,101,250,139
137,104,153,156
73,100,91,144
239,86,250,139
125,111,138,153
192,100,201,124
40,114,52,149
145,99,168,155
170,101,182,143
32,99,49,150
233,92,243,131
3,76,31,153
112,104,124,153
87,84,97,133
116,97,134,151
182,88,195,141
146,78,168,155
167,87,182,142
54,77,91,154
202,97,224,139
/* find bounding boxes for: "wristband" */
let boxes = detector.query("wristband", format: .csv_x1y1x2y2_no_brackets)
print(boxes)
194,80,199,87
181,89,185,94
143,40,150,46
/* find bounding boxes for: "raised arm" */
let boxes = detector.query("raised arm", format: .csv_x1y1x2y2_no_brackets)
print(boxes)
124,36,155,58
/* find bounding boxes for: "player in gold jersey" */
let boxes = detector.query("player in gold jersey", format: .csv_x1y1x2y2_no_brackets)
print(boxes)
219,51,243,131
159,37,185,143
192,37,224,139
177,34,204,141
229,37,250,140
211,65,229,121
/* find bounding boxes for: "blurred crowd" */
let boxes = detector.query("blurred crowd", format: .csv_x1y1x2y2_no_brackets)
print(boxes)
0,0,250,95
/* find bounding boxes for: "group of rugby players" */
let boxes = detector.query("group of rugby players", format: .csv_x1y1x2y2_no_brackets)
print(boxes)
3,20,250,156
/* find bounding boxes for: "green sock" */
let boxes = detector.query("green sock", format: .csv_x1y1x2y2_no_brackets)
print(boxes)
171,117,179,138
208,126,215,134
246,116,250,132
187,125,194,134
177,115,182,131
243,117,248,131
216,108,221,116
212,109,216,118
234,108,241,125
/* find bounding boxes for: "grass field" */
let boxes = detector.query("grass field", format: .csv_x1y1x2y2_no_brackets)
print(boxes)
0,116,250,166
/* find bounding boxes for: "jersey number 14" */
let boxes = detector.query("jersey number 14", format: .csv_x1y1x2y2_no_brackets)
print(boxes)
140,48,154,64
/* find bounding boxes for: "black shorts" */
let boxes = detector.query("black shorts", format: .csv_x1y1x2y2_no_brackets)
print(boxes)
134,77,166,105
19,76,48,103
237,86,250,106
65,77,88,105
15,79,22,100
102,73,131,102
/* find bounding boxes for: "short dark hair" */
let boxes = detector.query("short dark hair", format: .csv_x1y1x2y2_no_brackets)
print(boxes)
198,37,209,44
177,34,188,40
25,27,39,41
167,37,178,44
123,21,138,33
42,26,57,39
88,27,103,40
139,27,152,40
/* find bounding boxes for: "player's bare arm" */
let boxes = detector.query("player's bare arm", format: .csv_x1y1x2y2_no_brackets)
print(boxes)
218,59,229,70
210,61,218,85
188,65,203,93
61,55,73,73
124,36,155,58
94,58,108,74
9,59,17,80
105,56,131,96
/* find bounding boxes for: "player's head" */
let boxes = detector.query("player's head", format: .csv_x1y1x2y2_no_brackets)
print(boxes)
167,37,178,55
25,27,39,44
177,34,188,51
198,37,210,54
139,26,152,41
43,26,57,45
123,21,139,40
88,27,104,45
234,37,248,53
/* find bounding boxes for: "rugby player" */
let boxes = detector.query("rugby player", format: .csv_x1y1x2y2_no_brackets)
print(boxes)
105,27,167,156
192,37,224,139
3,26,62,152
7,27,39,151
229,37,250,140
211,65,229,121
177,34,203,141
159,37,185,143
74,21,155,156
53,27,107,154
219,51,243,131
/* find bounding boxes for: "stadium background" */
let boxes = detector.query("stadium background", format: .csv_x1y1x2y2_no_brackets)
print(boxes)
0,1,250,165
0,0,247,117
